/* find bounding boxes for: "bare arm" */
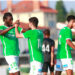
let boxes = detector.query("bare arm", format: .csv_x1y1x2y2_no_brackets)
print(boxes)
0,25,15,35
72,32,75,35
15,24,24,38
66,39,75,50
51,46,54,66
71,29,75,35
21,28,31,33
15,24,31,38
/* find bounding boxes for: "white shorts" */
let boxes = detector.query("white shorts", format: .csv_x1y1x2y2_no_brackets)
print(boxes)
56,58,73,71
30,61,43,75
5,56,19,73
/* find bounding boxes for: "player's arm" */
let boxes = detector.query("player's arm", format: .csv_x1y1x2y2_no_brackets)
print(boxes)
15,24,31,38
0,25,15,35
15,24,24,38
66,28,75,50
14,19,31,33
51,46,54,66
71,29,75,35
21,28,31,33
66,39,75,50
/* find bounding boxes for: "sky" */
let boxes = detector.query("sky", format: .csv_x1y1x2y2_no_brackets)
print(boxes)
1,0,75,12
50,0,75,12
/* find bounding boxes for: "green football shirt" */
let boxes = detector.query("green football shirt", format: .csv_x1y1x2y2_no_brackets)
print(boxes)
56,27,72,59
0,25,22,56
23,29,44,63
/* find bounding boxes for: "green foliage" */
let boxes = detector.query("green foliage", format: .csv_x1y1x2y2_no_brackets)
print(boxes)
20,67,30,73
68,9,75,16
56,0,67,22
7,67,30,75
7,69,9,75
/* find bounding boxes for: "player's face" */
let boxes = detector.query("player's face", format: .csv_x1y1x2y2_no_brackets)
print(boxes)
44,35,50,38
73,22,75,28
29,22,33,28
5,16,13,26
69,19,75,28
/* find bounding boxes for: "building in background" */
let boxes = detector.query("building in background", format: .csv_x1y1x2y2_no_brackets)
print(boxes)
0,0,57,27
0,0,57,56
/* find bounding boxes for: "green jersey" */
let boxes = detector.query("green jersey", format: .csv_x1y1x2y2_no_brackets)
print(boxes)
0,25,22,56
56,27,72,59
23,29,44,63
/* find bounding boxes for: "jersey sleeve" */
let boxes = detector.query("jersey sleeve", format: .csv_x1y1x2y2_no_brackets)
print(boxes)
51,40,55,47
0,25,4,30
18,27,22,33
65,28,72,41
23,30,33,38
0,25,4,38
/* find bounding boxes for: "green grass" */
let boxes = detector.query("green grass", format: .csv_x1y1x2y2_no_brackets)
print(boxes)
20,67,30,73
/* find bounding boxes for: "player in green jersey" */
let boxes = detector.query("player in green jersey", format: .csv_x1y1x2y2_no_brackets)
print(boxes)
55,15,75,75
15,17,44,75
0,12,22,75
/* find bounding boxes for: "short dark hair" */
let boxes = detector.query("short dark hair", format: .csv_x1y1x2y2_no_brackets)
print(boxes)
3,12,13,21
43,29,50,36
67,15,75,22
29,17,38,27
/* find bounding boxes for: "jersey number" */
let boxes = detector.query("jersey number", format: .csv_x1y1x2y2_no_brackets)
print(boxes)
42,44,50,52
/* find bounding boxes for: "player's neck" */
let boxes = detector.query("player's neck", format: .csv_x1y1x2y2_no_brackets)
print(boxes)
67,24,71,28
32,27,36,30
44,36,50,38
4,23,12,27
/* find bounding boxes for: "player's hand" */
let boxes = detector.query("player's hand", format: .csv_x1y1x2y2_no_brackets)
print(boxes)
14,20,20,25
50,62,54,67
15,24,18,27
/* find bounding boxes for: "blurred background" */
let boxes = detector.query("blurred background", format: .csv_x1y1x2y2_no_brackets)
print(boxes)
0,0,75,75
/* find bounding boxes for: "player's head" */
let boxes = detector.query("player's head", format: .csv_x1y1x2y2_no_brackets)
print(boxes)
3,12,13,26
73,22,75,28
29,17,38,29
67,15,75,28
43,29,50,38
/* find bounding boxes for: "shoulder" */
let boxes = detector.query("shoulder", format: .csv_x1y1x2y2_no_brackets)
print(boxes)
49,39,55,46
49,38,54,43
27,29,32,32
60,27,71,34
64,27,71,33
60,27,66,31
0,25,5,29
64,27,71,30
0,25,4,27
38,30,43,35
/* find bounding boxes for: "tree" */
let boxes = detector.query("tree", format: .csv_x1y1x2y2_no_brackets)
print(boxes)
56,0,67,22
68,9,75,16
